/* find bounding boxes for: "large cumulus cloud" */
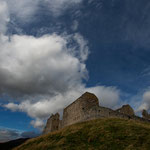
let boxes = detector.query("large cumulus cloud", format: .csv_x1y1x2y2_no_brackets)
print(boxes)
0,0,121,129
0,33,88,97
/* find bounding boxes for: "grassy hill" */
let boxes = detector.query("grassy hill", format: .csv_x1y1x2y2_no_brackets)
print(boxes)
14,118,150,150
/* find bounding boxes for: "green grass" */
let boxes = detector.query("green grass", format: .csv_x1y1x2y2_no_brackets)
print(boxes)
14,118,150,150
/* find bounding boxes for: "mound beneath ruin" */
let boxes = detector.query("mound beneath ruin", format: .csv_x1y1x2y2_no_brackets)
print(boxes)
14,118,150,150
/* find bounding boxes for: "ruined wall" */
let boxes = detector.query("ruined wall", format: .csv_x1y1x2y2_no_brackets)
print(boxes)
83,105,133,122
142,110,150,120
43,113,60,134
116,105,135,116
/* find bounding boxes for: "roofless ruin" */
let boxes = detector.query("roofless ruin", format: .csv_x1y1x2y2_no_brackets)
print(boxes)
43,92,150,134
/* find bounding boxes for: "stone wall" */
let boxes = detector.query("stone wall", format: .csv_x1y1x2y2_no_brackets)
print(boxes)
142,110,150,120
61,92,99,128
116,105,135,116
43,92,150,134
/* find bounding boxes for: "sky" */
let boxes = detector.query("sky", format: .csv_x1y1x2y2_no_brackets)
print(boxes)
1,0,150,142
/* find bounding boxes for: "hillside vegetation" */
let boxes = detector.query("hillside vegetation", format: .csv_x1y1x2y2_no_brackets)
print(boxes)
14,118,150,150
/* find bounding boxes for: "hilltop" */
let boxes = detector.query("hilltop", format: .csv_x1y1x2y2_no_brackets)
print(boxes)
14,118,150,150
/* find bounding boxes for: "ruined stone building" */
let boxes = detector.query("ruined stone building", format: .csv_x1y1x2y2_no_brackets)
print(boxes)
43,92,150,134
142,109,150,120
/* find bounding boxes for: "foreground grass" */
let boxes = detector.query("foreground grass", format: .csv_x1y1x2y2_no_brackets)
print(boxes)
14,118,150,150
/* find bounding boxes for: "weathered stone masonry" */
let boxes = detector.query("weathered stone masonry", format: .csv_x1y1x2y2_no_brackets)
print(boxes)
43,92,150,134
61,92,99,128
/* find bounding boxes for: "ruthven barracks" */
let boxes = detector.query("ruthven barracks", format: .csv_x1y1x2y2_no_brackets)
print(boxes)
43,92,150,134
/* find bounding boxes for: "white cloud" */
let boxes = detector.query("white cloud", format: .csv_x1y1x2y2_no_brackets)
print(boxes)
43,0,82,16
0,32,89,129
86,86,120,108
6,0,39,21
73,33,89,62
0,33,88,96
30,119,45,129
3,0,83,23
0,0,121,130
137,90,150,112
4,86,120,120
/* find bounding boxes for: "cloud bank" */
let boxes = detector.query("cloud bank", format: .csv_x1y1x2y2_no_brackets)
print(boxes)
0,128,39,142
0,128,20,143
137,90,150,112
5,85,120,129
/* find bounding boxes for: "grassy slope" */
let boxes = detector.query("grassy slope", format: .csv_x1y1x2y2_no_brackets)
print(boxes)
14,118,150,150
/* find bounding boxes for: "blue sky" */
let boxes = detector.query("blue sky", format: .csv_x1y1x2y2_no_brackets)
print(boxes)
1,0,150,142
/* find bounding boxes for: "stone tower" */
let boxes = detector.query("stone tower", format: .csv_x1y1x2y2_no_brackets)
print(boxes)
61,92,99,127
43,113,60,134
